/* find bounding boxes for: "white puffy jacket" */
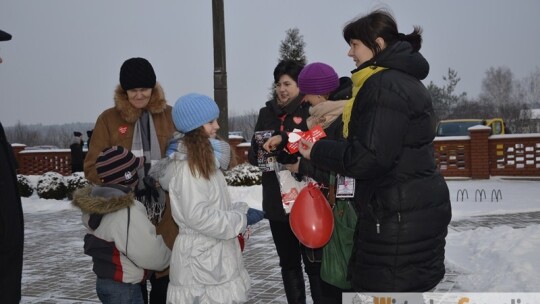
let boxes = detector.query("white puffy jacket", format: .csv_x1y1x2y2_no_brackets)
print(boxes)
165,159,251,304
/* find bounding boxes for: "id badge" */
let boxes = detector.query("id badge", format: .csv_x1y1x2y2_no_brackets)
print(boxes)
335,174,355,198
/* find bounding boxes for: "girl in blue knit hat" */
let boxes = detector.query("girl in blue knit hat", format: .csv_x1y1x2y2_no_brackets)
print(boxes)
149,93,263,304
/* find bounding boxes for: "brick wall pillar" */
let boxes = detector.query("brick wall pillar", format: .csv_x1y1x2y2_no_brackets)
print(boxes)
228,137,244,165
469,126,491,179
11,144,26,173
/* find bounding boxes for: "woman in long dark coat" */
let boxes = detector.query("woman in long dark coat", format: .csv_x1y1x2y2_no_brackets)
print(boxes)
298,10,452,292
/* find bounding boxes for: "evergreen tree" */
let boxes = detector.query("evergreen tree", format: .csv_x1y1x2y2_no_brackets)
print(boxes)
268,27,307,99
427,68,467,122
278,27,307,65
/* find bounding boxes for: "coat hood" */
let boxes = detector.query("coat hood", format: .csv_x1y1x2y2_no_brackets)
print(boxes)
72,186,135,214
113,82,168,123
356,41,430,80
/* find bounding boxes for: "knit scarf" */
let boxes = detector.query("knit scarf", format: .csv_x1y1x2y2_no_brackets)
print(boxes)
149,136,231,193
131,113,165,223
166,135,230,170
210,138,231,171
342,66,387,138
307,100,347,130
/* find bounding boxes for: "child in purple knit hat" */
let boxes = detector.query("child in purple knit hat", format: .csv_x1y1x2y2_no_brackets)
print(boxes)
264,61,350,153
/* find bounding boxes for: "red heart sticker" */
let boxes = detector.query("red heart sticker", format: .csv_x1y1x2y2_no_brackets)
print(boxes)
119,126,128,135
293,116,302,125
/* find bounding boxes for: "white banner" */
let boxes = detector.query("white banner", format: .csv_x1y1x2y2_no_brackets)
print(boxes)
342,292,540,304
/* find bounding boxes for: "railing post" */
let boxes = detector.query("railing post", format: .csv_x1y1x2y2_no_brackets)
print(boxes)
469,126,491,179
11,144,26,174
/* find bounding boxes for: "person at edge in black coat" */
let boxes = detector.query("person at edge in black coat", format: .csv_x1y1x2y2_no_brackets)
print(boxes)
248,60,329,304
70,131,84,173
0,28,25,304
298,10,452,292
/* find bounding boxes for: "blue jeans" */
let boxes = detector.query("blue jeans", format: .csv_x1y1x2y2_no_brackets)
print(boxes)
96,277,144,304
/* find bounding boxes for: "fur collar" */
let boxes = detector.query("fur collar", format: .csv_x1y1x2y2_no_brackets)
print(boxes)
113,82,168,123
72,186,134,214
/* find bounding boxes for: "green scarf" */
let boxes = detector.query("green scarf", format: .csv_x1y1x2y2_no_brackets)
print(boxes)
342,66,387,138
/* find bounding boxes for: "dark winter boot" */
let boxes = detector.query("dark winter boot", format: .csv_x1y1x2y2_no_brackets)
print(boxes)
281,269,306,304
307,274,324,304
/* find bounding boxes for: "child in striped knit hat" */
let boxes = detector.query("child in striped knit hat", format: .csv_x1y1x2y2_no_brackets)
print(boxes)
72,146,171,304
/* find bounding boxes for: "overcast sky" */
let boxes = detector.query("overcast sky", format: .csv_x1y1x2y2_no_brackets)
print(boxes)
1,0,539,127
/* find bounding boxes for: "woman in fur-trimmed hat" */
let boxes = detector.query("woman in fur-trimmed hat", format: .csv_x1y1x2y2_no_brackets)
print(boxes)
84,57,177,303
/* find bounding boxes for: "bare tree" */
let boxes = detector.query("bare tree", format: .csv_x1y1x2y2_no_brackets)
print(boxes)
45,126,73,148
5,122,94,148
517,67,540,106
479,66,531,132
229,110,259,140
450,98,492,119
479,67,515,112
516,108,535,133
515,68,540,132
5,121,41,146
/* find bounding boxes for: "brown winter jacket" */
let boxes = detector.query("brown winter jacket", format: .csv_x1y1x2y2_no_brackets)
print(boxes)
83,83,178,277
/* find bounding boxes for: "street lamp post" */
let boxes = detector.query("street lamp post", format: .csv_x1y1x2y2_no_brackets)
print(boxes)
212,0,229,140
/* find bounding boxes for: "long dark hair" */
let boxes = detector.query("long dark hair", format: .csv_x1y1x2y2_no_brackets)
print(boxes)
183,127,215,180
343,9,423,56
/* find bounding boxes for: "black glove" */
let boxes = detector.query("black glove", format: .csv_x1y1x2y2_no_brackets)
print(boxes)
276,151,299,165
292,172,305,182
136,176,160,202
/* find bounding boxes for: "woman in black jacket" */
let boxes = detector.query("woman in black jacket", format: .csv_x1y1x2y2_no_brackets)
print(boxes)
263,62,350,186
298,10,452,292
248,60,324,303
0,29,24,304
70,131,84,173
263,62,352,303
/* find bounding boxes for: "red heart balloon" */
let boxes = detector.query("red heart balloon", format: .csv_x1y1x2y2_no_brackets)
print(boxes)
289,184,334,248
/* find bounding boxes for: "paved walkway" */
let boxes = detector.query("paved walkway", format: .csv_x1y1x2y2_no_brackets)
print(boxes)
20,209,540,303
21,209,291,304
449,211,540,231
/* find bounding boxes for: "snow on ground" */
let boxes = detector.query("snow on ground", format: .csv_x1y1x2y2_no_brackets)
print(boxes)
445,177,540,218
21,176,540,292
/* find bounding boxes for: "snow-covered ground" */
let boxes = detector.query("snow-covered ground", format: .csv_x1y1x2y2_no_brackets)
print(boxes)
21,176,540,292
